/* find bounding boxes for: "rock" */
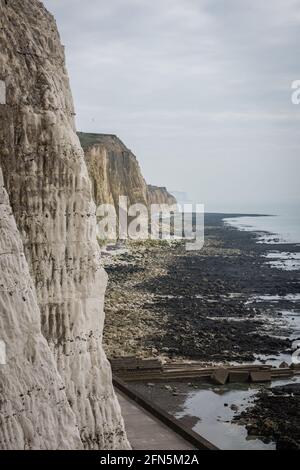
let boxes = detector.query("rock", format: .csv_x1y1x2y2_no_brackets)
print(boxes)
247,424,260,436
230,404,239,412
263,418,278,432
277,437,300,450
0,0,129,450
273,383,300,395
211,368,229,385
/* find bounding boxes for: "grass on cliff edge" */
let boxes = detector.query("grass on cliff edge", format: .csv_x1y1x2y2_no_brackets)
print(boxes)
77,131,117,150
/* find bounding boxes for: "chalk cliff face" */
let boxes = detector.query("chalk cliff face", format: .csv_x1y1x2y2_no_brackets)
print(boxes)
147,185,177,206
78,133,149,209
0,168,82,450
78,132,176,212
0,0,129,450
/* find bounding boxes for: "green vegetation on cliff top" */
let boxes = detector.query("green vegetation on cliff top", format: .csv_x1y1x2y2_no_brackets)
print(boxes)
77,132,118,150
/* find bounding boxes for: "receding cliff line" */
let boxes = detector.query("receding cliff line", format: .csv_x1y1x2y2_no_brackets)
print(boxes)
0,0,129,449
78,132,176,215
78,133,149,210
147,185,177,206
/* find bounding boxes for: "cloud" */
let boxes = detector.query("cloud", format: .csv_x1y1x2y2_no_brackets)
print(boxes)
43,0,300,212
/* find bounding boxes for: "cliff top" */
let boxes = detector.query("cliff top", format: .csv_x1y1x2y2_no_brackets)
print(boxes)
148,184,168,191
78,131,127,151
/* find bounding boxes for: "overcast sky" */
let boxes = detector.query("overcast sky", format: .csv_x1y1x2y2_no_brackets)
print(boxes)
44,0,300,213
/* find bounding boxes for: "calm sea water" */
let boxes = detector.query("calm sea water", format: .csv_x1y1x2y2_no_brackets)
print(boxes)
224,211,300,271
224,212,300,245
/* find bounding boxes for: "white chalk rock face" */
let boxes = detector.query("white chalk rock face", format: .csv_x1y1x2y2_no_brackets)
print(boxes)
0,168,82,449
0,0,129,449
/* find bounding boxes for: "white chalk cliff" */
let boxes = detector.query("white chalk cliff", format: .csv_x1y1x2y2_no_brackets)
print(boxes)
0,0,129,449
0,168,82,450
78,132,177,211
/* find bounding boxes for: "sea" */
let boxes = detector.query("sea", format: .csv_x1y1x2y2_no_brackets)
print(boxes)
224,212,300,244
173,209,300,450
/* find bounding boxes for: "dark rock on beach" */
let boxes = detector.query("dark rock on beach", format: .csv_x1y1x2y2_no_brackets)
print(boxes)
234,383,300,450
103,213,299,362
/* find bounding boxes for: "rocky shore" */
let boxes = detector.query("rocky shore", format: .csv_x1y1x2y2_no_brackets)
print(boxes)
103,213,299,363
233,383,300,450
102,212,300,449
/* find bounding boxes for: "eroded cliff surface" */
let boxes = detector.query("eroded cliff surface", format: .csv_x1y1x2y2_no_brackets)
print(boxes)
0,168,82,450
78,133,149,209
78,132,176,212
0,0,129,449
147,185,177,206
